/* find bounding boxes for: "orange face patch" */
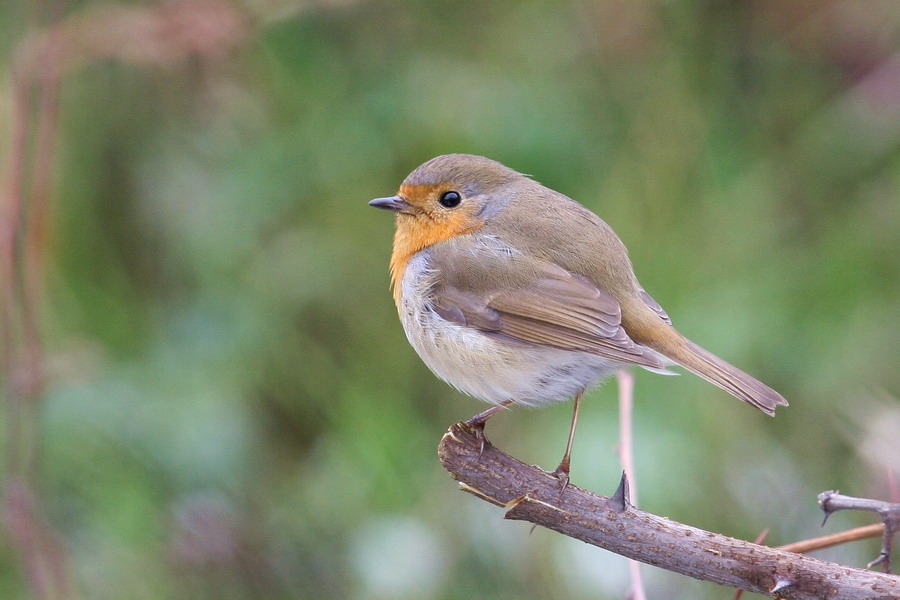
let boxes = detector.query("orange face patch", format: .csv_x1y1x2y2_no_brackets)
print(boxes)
389,184,485,305
397,183,442,205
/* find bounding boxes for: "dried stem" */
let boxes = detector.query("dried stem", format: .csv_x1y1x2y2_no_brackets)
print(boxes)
1,3,251,598
2,6,77,598
616,369,646,600
778,524,885,555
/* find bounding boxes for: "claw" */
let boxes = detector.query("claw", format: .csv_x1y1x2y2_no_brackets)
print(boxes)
551,461,571,498
460,401,514,456
463,418,488,455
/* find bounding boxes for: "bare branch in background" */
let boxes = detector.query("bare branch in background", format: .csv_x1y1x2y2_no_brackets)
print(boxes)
12,0,250,80
818,491,900,573
1,3,252,598
615,369,646,600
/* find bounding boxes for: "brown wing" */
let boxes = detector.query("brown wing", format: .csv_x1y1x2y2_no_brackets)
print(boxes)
430,248,665,369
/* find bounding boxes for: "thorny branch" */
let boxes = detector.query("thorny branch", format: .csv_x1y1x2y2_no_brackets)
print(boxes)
438,423,900,600
819,491,900,573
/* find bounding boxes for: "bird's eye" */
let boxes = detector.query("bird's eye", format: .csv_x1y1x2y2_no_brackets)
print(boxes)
438,190,462,208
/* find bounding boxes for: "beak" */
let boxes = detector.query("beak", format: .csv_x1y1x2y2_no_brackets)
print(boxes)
369,195,413,214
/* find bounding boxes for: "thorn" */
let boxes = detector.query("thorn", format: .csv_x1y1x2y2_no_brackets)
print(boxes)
611,471,630,513
867,552,889,571
818,490,839,526
504,495,526,510
770,578,793,594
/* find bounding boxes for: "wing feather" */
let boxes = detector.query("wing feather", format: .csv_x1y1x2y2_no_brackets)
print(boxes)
428,241,664,369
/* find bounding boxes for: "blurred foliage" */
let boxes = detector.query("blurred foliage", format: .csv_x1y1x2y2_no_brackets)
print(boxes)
2,0,900,598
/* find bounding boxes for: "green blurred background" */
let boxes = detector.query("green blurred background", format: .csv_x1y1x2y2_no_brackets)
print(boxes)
2,1,900,598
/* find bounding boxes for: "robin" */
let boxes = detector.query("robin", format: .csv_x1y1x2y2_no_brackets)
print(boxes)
369,154,786,482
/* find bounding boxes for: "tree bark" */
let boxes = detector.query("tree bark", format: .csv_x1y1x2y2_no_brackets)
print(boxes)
437,423,900,599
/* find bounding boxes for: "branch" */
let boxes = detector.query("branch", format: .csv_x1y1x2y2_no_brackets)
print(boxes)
819,491,900,573
778,523,885,555
438,423,900,600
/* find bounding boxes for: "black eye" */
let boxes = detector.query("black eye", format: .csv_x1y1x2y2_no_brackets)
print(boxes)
439,190,461,208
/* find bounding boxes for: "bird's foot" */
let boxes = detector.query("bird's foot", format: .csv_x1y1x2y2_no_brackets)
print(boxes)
460,402,513,455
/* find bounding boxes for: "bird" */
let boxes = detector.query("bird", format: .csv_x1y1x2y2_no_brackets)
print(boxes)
369,153,787,482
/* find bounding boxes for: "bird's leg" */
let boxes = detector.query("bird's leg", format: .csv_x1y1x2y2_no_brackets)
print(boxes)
552,390,584,491
461,400,514,454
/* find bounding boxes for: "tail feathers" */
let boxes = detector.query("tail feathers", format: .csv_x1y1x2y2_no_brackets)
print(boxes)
673,340,787,416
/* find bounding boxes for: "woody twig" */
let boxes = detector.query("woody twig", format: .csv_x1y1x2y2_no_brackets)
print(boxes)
818,490,900,574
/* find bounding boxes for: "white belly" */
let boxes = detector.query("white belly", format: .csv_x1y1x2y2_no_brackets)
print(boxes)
396,254,624,407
